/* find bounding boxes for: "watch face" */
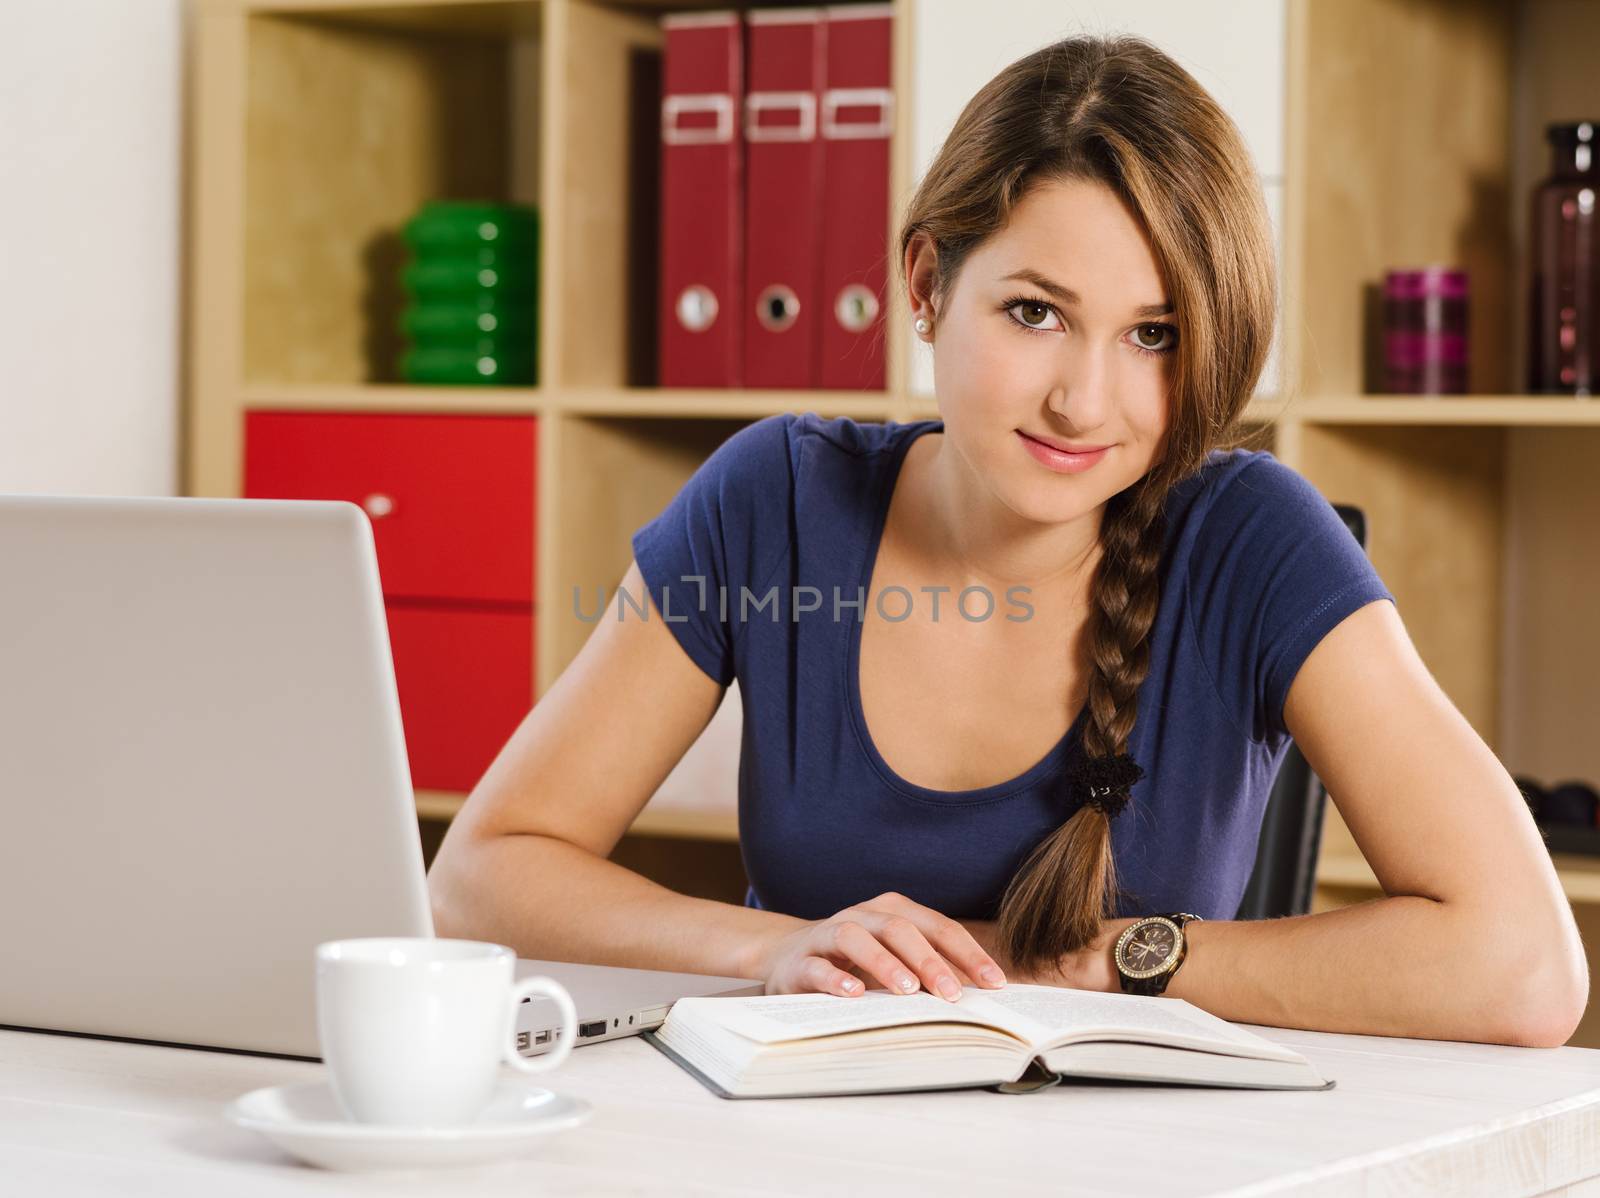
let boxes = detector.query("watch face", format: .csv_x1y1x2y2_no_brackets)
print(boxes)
1117,918,1179,978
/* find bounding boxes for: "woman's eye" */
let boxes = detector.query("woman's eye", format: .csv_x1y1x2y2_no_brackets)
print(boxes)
1132,323,1177,353
1008,301,1061,331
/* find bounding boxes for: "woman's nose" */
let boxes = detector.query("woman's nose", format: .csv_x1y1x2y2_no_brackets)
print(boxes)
1045,347,1115,429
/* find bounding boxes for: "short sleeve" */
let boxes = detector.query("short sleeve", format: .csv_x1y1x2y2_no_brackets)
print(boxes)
1185,454,1395,743
629,413,798,686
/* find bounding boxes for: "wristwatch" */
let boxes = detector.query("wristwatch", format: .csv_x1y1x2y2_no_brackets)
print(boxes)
1113,912,1202,996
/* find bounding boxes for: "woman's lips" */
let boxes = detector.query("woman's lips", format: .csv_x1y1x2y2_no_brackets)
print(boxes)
1017,430,1111,473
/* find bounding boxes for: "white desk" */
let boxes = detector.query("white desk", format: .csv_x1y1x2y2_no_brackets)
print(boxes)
6,1023,1600,1196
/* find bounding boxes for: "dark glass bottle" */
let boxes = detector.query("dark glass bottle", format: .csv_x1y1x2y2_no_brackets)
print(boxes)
1528,122,1598,395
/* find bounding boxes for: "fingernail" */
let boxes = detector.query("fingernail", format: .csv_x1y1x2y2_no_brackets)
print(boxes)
896,973,918,992
981,965,1004,985
937,975,960,1000
841,978,861,993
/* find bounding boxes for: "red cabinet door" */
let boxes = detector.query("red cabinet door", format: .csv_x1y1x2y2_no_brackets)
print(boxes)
243,411,536,605
386,602,534,793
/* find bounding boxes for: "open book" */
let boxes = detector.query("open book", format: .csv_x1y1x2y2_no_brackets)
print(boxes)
642,983,1335,1099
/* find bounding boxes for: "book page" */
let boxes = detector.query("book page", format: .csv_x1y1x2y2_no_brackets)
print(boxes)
675,988,1030,1046
960,985,1304,1061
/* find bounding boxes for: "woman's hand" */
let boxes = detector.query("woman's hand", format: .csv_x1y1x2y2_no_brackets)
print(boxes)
747,891,1009,1001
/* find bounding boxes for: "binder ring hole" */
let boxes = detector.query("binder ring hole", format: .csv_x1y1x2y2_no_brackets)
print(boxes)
757,285,801,333
834,284,880,334
676,285,719,333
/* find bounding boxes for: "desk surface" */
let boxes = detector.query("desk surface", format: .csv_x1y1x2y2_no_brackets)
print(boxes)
6,1021,1600,1197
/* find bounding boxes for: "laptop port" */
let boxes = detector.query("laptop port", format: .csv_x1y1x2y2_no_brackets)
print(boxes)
516,1031,530,1051
639,1005,670,1027
535,1029,552,1045
579,1020,607,1038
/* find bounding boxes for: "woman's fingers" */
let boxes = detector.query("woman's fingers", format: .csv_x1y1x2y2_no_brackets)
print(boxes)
826,921,927,996
770,896,1010,1000
922,914,1007,989
865,895,1007,990
802,954,864,997
867,913,964,1000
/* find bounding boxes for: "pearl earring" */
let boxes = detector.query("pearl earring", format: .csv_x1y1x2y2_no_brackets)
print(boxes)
914,316,931,336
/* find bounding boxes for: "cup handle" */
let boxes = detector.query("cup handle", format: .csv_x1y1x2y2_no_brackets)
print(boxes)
504,976,578,1075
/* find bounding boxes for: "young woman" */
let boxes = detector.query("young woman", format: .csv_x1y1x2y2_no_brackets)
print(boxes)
429,35,1586,1046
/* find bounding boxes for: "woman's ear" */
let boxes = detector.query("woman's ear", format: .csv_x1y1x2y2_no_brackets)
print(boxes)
903,232,941,333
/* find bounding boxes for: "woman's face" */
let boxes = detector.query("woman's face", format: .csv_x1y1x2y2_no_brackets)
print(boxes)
911,176,1176,527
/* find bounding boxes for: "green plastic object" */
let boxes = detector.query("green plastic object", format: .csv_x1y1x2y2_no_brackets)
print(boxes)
401,251,539,299
401,300,536,340
399,343,537,384
397,200,540,385
402,201,538,251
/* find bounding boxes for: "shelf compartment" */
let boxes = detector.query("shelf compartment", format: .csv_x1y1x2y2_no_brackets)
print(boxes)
1300,422,1506,743
550,414,752,679
1296,421,1506,866
241,4,542,387
1500,428,1600,799
1289,0,1515,398
1299,420,1600,870
547,0,911,393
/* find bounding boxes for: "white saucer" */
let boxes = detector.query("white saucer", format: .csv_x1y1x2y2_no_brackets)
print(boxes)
224,1076,593,1172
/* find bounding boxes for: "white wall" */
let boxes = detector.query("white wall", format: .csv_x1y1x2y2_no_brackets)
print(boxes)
905,0,1288,400
0,0,184,496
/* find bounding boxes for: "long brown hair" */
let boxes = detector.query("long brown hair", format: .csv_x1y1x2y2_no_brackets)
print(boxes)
895,35,1278,976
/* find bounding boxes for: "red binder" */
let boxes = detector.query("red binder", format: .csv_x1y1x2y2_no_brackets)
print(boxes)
817,4,894,391
742,9,826,389
659,11,745,388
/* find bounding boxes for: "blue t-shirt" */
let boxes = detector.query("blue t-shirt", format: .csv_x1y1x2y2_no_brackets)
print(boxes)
630,413,1395,922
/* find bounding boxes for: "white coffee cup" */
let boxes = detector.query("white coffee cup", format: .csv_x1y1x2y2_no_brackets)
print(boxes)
315,937,577,1126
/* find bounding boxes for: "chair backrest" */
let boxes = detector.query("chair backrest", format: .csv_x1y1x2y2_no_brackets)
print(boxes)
1233,503,1368,921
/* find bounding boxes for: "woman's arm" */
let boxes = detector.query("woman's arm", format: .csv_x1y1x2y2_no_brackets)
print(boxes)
974,599,1589,1048
430,557,1009,998
427,558,800,980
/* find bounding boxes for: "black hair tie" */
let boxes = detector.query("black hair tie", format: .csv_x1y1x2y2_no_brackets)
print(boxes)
1065,752,1145,820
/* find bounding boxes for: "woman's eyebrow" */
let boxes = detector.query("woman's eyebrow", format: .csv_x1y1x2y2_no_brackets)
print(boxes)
1001,268,1173,318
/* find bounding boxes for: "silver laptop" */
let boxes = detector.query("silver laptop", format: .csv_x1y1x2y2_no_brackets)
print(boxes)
0,494,759,1061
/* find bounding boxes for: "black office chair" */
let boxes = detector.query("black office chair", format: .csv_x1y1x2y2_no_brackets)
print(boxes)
1233,503,1368,921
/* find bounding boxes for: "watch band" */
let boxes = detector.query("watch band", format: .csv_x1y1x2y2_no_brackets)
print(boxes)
1116,912,1202,997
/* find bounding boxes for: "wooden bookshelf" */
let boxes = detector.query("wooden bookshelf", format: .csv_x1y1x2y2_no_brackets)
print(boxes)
1279,396,1600,427
188,0,1600,978
1273,0,1600,910
1319,851,1600,909
416,791,738,840
557,387,903,421
238,383,547,415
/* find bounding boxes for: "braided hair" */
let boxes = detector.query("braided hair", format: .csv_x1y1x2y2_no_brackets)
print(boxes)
895,34,1277,975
